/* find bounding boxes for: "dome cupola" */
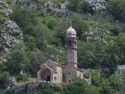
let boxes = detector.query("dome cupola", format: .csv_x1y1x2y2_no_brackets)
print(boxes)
66,26,76,37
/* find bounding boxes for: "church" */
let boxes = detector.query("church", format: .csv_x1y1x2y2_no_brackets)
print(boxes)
37,26,91,83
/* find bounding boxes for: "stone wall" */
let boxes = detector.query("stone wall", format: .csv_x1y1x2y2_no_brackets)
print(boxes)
63,65,77,83
53,66,62,83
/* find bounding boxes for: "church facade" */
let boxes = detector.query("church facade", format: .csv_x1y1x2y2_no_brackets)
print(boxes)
37,26,91,83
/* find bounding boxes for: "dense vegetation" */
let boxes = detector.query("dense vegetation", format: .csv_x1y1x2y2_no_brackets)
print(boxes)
0,0,125,93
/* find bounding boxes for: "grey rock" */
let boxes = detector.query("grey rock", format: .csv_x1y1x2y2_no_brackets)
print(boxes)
2,9,13,16
86,0,106,11
0,1,13,17
0,1,9,8
15,0,69,17
1,20,23,52
4,20,18,30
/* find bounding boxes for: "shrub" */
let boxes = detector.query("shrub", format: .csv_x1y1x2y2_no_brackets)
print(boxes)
16,74,28,82
108,0,125,22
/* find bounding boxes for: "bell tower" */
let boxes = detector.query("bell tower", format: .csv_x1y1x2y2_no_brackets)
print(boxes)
65,26,77,68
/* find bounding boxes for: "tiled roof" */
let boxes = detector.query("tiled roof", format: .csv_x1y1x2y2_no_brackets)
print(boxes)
41,64,57,73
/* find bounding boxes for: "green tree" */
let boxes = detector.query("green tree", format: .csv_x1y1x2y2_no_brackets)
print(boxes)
116,33,125,65
100,42,119,77
27,49,46,77
68,0,81,12
71,14,89,40
32,23,54,49
63,78,99,94
5,43,29,75
44,16,58,30
108,0,125,22
10,7,37,32
68,0,91,13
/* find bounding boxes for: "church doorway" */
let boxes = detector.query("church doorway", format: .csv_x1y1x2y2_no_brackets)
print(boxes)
40,68,52,82
46,75,51,81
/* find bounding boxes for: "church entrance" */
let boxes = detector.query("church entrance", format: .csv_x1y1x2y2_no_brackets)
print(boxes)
40,68,52,82
46,75,51,81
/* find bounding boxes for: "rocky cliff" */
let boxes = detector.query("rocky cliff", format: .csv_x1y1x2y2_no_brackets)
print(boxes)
0,1,23,62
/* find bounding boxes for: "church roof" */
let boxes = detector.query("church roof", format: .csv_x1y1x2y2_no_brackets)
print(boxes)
41,59,62,68
42,64,57,73
48,59,62,67
39,59,62,73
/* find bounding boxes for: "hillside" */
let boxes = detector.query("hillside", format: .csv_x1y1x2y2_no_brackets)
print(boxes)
0,0,125,94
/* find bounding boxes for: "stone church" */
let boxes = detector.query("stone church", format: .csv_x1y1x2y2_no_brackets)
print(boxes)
37,26,91,83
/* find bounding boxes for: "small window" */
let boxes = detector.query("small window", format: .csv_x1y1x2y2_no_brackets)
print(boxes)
54,77,57,81
69,72,71,75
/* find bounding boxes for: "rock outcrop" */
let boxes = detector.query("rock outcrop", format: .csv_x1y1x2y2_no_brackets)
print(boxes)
86,0,106,11
0,1,23,52
0,20,23,52
0,1,13,16
15,0,69,17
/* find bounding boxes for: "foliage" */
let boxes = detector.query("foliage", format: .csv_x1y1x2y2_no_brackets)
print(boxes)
68,0,92,13
16,74,28,82
78,41,97,68
109,26,122,36
26,50,46,77
36,83,55,94
10,7,37,32
0,72,10,89
108,0,125,22
5,43,29,75
115,33,125,65
1,1,125,93
71,14,89,39
63,78,99,94
91,70,120,94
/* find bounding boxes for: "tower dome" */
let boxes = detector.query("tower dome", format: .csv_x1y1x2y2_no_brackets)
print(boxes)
66,26,76,37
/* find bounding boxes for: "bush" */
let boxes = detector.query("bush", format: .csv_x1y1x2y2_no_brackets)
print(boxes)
5,43,29,75
108,0,125,22
63,78,99,94
37,83,55,94
71,14,89,40
109,26,122,36
16,74,28,82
